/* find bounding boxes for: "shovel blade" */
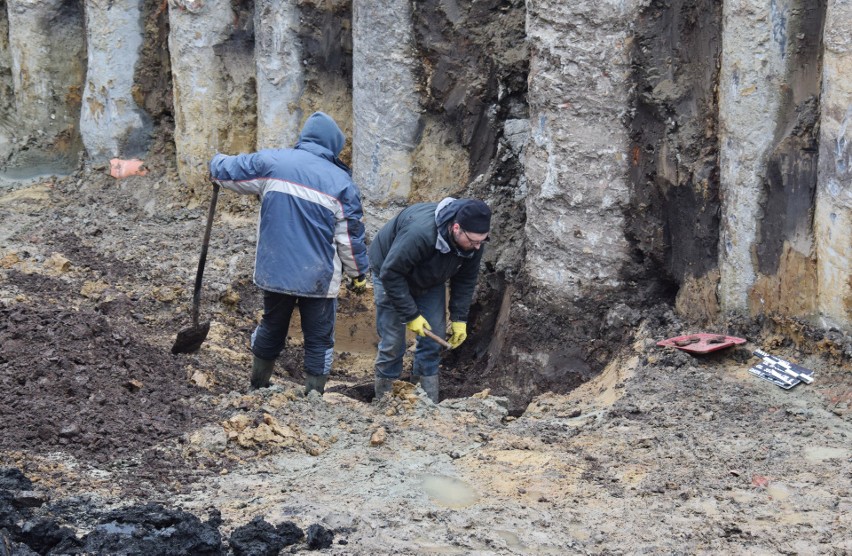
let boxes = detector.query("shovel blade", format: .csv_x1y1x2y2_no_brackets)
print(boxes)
171,321,211,354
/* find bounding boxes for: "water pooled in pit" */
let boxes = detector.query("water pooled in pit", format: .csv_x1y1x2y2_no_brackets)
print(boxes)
420,475,479,508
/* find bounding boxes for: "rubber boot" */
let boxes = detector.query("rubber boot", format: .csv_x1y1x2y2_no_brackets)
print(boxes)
419,374,439,403
304,374,328,396
250,356,275,389
374,376,394,400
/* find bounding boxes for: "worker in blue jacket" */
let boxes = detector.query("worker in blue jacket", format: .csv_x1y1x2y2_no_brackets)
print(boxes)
209,112,369,394
368,198,491,402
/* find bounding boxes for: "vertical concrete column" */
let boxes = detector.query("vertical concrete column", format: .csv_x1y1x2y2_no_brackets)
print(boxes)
254,0,304,149
6,0,85,174
717,0,790,314
168,0,234,192
352,0,422,226
816,0,852,328
523,1,635,303
80,0,152,162
0,1,13,160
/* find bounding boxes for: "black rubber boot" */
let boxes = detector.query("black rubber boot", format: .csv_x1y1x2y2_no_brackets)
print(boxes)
250,356,275,389
304,374,328,395
374,376,394,400
419,375,439,403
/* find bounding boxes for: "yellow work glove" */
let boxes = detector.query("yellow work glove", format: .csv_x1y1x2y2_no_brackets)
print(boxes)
347,274,367,294
406,315,431,337
447,321,467,349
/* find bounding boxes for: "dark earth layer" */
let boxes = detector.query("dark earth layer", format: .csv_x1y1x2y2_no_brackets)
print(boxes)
0,296,199,458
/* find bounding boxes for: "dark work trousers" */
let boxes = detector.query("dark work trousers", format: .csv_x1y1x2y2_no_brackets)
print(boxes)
250,290,337,377
372,275,445,379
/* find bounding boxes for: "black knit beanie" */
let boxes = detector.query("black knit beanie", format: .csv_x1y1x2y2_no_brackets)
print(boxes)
455,199,491,233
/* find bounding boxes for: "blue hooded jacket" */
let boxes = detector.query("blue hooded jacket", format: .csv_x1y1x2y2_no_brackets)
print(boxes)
209,112,369,297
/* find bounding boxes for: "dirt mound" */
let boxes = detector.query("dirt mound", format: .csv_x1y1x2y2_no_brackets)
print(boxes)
0,301,202,463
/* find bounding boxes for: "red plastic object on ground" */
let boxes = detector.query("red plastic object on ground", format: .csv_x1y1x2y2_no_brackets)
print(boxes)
656,333,746,354
109,158,147,179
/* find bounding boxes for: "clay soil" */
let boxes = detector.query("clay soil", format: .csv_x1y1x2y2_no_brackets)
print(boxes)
1,165,851,554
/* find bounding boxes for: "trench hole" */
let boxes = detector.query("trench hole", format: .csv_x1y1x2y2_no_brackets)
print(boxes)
275,285,624,416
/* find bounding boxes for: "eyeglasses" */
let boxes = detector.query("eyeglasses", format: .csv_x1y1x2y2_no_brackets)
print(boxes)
460,229,489,247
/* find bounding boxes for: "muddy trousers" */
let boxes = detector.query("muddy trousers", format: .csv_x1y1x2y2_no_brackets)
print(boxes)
251,290,336,377
372,276,445,380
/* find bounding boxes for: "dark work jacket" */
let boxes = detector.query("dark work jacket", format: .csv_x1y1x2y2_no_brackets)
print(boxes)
369,199,485,323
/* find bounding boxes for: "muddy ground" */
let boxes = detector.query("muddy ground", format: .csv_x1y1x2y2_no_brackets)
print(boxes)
0,163,851,554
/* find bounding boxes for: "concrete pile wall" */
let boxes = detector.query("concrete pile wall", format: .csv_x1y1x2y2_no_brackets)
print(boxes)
81,0,152,163
351,0,422,226
0,0,12,160
817,0,852,329
524,1,636,306
717,0,825,321
253,0,303,149
4,0,85,178
524,0,847,331
167,0,355,195
168,0,253,193
0,0,850,331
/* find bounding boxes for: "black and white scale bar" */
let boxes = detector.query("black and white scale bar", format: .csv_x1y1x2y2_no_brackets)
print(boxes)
748,361,801,390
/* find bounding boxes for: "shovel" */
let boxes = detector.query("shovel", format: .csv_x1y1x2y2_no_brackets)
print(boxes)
172,182,220,354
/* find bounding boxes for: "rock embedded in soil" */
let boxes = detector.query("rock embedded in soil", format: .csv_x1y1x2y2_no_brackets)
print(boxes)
78,503,223,555
228,515,304,556
0,468,32,491
305,523,334,550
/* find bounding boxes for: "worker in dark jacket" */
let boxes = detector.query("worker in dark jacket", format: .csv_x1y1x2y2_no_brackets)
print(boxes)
209,112,369,395
369,197,491,402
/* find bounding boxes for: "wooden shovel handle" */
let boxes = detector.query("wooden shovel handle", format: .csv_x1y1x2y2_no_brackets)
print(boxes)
424,328,452,349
